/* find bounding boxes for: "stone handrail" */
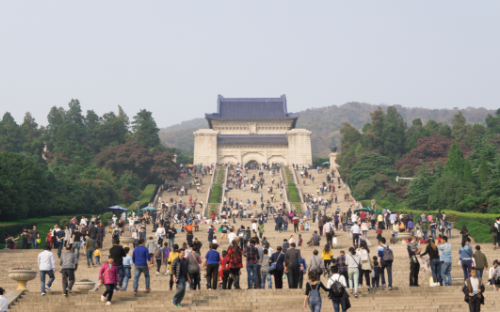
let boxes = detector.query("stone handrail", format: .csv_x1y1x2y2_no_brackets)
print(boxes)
279,166,291,212
152,184,164,209
219,166,229,216
203,164,217,217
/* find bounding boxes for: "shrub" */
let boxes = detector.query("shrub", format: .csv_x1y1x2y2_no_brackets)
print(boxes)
59,218,70,229
287,183,301,202
210,185,222,203
102,212,113,221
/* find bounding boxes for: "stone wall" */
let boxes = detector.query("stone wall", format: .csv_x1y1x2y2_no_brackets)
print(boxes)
211,120,293,135
193,129,218,165
286,129,313,166
217,144,288,165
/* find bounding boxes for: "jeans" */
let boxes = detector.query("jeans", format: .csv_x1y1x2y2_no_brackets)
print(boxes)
86,250,93,266
95,256,101,264
57,241,64,258
477,268,484,279
308,294,322,312
441,262,452,285
169,238,175,249
32,239,38,249
116,265,124,289
122,266,131,290
352,233,360,247
461,259,472,280
348,269,359,293
430,258,442,284
133,266,150,291
72,242,81,259
246,263,258,288
430,228,436,240
172,277,186,304
40,270,55,294
446,228,451,238
380,260,393,287
332,298,346,312
261,272,272,289
423,231,428,240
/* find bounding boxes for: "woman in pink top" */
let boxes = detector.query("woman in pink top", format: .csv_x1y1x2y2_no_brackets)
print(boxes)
428,215,433,222
99,255,119,305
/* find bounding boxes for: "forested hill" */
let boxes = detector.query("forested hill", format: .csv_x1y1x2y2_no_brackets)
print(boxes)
159,102,495,157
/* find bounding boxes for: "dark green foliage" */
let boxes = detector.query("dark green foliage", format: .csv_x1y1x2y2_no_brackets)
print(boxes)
0,112,22,153
346,153,398,190
478,153,489,187
463,159,475,184
438,124,452,138
287,183,300,202
444,141,464,178
451,111,468,143
427,174,475,211
132,109,161,149
405,168,435,210
382,106,407,161
210,185,222,203
0,158,29,220
424,119,440,134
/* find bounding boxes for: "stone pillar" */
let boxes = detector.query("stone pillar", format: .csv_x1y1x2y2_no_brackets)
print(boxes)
193,129,218,165
329,153,337,168
286,129,313,166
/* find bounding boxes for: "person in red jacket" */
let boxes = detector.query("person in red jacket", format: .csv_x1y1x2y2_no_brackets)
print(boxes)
99,255,119,305
227,238,243,289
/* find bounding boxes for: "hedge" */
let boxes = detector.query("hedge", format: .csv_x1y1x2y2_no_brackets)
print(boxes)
288,182,301,202
291,203,302,214
216,167,224,185
128,184,159,212
210,185,222,203
208,204,219,215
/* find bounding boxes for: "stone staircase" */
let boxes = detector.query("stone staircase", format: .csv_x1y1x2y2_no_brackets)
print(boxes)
3,161,500,311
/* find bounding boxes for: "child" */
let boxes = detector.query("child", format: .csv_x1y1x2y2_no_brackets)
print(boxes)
99,255,119,305
371,256,381,287
94,247,101,265
298,234,303,247
376,227,382,242
122,247,132,291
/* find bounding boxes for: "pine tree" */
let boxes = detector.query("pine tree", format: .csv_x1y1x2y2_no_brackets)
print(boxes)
438,124,452,138
20,112,43,156
451,111,468,143
132,109,161,149
0,112,21,153
382,106,406,161
478,153,489,187
463,158,475,184
444,141,464,178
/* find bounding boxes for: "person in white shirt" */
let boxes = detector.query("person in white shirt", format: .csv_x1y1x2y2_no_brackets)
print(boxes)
351,214,358,223
0,287,8,312
346,247,361,298
252,221,258,234
327,266,348,312
350,222,361,247
156,224,166,242
80,216,87,227
38,246,56,295
228,229,237,245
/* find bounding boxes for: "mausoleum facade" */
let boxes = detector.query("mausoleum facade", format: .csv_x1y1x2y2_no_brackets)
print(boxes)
193,95,312,166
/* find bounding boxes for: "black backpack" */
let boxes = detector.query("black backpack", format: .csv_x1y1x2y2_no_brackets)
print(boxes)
328,276,345,298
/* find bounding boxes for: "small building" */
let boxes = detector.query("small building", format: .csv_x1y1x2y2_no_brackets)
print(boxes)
193,95,312,166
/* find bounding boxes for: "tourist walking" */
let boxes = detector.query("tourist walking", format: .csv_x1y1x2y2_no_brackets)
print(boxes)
309,250,326,280
473,245,488,279
132,239,152,294
377,237,393,290
60,245,78,296
421,239,441,286
356,240,373,290
270,246,285,289
346,247,361,298
0,288,7,312
322,244,333,269
188,245,202,290
437,236,452,286
172,249,191,307
122,247,133,291
244,239,260,289
327,266,349,312
99,255,119,305
303,271,329,312
462,268,485,312
38,245,56,296
203,243,220,290
285,243,302,289
459,237,474,280
228,238,243,289
109,238,126,290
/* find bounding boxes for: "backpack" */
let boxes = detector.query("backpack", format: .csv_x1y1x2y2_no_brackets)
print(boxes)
154,247,162,259
383,246,394,261
359,249,369,263
328,276,345,298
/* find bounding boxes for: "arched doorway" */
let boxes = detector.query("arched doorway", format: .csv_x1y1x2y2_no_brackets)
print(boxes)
245,160,259,169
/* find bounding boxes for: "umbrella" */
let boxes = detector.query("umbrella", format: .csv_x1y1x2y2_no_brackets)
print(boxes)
107,205,129,212
141,206,158,211
354,207,372,213
321,162,330,166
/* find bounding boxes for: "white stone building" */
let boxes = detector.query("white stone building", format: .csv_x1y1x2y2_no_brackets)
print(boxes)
193,95,313,166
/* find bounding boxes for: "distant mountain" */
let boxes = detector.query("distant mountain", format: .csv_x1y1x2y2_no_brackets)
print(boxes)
159,102,495,157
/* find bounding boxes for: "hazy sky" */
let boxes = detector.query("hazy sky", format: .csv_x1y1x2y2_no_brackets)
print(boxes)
1,1,499,128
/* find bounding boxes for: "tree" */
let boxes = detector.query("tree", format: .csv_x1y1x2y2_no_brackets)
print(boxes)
478,153,489,187
339,122,360,154
463,159,475,184
424,119,440,134
0,112,21,153
444,141,465,178
20,112,44,156
345,152,399,190
0,156,29,220
428,174,475,211
382,106,407,161
451,111,468,143
438,124,452,138
405,167,435,210
132,109,161,149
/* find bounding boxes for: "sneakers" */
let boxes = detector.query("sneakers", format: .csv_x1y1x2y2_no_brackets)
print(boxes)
156,272,160,276
101,295,106,302
146,288,151,292
106,301,111,305
430,282,438,287
388,286,393,290
165,272,169,276
41,293,46,296
116,286,123,291
133,290,137,295
45,285,52,292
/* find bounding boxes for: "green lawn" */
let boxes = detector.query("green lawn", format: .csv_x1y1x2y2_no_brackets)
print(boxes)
454,220,492,244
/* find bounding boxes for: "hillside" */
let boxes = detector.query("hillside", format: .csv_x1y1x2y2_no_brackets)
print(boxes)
159,102,495,157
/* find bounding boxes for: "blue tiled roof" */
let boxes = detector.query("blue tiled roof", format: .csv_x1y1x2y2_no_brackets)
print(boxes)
217,134,288,145
206,95,299,128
